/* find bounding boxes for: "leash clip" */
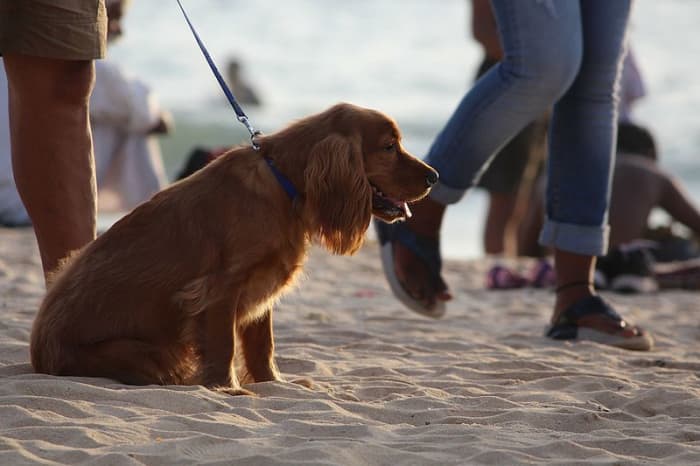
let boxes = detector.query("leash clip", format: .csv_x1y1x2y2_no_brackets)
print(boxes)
250,130,262,151
237,115,262,150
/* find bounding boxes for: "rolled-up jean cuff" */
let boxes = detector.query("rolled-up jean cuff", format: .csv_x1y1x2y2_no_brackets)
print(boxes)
428,181,467,206
538,217,609,256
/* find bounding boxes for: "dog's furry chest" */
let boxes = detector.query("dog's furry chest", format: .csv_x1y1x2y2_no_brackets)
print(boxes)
177,242,307,324
236,252,306,321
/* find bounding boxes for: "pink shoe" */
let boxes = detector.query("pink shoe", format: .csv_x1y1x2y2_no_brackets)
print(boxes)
529,259,556,288
486,265,529,289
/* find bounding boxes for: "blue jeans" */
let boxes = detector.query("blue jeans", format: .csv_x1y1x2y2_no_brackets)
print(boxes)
426,0,632,256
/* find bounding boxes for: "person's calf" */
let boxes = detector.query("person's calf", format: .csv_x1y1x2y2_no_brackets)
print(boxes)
5,54,97,278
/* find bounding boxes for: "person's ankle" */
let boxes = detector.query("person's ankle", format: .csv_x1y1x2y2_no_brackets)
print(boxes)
405,197,445,237
552,282,594,322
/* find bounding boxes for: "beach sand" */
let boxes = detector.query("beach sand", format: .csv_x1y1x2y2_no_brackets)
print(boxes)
1,227,700,465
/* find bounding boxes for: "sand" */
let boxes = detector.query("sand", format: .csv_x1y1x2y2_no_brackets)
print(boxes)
1,226,700,465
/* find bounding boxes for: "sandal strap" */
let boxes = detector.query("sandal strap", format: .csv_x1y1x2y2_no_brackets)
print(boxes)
555,281,592,293
375,221,442,276
557,295,623,325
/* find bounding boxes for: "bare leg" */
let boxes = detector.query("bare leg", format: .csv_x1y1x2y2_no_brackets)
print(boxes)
483,192,517,255
4,54,97,280
516,176,546,257
552,249,596,321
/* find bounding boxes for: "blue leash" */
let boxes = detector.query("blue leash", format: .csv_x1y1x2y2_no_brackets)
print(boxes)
176,0,261,150
176,0,299,200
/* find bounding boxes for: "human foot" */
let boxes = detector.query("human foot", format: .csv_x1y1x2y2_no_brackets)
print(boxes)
395,240,453,306
375,220,451,318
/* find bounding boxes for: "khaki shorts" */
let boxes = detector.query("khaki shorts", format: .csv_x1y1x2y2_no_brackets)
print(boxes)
0,0,107,60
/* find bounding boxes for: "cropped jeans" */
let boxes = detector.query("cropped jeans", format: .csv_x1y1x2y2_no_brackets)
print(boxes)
426,0,632,256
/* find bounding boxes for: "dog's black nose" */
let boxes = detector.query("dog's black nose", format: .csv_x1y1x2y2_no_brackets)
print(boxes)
426,170,439,187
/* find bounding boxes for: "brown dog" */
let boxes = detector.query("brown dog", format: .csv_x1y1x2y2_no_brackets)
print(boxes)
30,103,438,395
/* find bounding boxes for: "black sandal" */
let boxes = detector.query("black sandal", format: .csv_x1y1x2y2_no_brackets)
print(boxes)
545,295,653,351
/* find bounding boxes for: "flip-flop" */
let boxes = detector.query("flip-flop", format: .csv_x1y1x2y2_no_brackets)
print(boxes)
486,265,529,289
545,295,653,351
529,259,556,289
374,219,447,319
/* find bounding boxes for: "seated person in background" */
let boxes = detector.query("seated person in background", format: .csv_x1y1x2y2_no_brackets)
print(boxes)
0,0,169,226
521,122,697,260
596,122,700,291
607,122,700,253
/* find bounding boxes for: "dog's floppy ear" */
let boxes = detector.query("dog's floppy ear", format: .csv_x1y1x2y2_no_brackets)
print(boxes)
304,133,372,255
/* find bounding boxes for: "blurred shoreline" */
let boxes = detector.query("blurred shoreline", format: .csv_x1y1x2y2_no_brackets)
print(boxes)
130,1,700,260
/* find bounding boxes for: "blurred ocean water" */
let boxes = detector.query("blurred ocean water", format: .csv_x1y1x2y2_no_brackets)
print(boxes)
110,0,700,259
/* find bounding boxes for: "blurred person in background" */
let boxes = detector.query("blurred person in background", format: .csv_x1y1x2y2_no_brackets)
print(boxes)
90,0,169,211
226,58,261,107
470,0,549,257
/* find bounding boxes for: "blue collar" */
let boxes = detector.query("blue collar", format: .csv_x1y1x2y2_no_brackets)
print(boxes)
264,157,298,201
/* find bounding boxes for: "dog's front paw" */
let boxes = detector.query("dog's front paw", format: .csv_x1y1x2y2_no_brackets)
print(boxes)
211,385,257,396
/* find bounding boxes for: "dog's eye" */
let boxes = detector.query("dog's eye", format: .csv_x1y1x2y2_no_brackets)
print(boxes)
384,143,396,152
